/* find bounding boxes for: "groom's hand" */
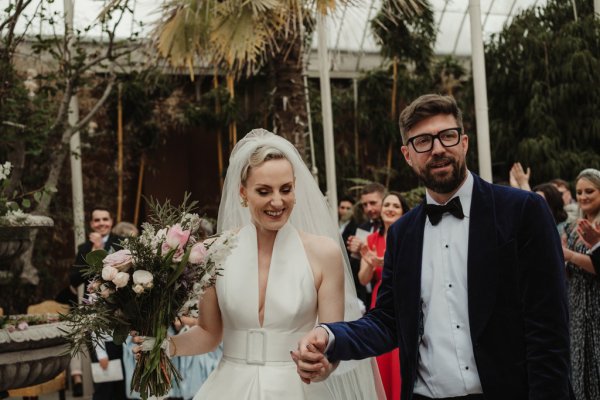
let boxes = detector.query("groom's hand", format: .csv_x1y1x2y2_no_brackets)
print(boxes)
291,327,331,384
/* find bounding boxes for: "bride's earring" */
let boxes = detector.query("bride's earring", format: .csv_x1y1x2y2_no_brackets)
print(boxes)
240,197,248,207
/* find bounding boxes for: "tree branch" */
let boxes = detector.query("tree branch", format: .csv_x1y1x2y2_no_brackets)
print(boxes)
73,73,117,133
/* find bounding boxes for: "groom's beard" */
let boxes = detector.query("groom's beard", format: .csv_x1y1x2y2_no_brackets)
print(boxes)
415,155,467,194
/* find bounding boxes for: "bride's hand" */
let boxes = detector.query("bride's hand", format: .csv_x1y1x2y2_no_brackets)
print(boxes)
291,327,332,384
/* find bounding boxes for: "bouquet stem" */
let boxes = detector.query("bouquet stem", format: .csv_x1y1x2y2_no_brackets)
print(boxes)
131,348,181,400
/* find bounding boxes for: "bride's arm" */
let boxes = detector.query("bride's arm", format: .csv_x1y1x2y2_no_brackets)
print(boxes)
168,286,223,356
299,235,344,381
306,236,345,323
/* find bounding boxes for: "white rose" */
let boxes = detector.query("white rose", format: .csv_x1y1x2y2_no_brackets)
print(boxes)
133,284,145,294
132,270,154,288
101,265,118,281
112,272,130,288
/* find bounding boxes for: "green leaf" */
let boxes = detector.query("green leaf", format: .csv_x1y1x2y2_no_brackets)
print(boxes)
112,324,130,345
21,199,31,209
86,249,109,268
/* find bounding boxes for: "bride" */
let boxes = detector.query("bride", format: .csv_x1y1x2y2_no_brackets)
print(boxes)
135,129,382,399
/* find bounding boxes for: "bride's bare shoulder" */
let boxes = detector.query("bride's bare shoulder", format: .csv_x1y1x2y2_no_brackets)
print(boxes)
299,231,341,260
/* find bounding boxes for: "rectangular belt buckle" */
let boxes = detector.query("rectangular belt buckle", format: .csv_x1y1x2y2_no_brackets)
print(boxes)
246,329,266,365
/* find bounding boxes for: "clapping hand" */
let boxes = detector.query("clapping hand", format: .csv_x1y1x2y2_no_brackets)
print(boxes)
577,219,600,248
509,162,531,191
291,327,334,384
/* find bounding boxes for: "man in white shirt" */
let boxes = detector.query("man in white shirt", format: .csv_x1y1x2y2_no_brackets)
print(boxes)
293,94,572,400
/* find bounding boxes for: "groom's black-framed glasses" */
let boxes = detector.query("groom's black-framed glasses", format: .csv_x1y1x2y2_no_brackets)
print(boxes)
406,127,463,153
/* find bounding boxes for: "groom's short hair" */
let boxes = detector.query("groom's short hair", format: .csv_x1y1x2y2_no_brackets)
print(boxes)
399,94,463,144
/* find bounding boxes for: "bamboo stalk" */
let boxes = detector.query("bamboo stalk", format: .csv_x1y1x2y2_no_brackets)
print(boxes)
133,154,145,226
226,74,237,147
386,58,398,188
117,82,123,222
214,72,224,191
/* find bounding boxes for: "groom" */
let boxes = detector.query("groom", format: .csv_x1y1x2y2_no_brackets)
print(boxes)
292,94,572,400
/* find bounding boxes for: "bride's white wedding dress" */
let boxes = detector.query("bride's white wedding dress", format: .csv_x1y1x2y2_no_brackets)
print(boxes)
194,223,378,399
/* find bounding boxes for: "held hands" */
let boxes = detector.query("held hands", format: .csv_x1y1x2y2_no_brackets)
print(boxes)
291,327,334,384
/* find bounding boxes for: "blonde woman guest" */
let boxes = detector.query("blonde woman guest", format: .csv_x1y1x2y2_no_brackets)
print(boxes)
562,168,600,400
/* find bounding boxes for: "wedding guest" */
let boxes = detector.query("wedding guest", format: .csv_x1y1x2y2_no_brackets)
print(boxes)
338,196,354,234
133,129,382,399
112,221,139,238
345,183,386,310
532,183,568,234
358,190,409,399
69,207,123,399
561,168,600,400
294,94,572,400
551,178,579,221
70,207,123,293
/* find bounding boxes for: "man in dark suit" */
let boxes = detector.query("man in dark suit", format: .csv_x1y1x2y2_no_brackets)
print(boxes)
343,183,386,310
68,206,125,400
293,94,572,400
69,206,122,292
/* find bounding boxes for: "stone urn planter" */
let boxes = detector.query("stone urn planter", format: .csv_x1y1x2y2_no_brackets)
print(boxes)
0,321,70,391
0,215,53,314
0,214,53,265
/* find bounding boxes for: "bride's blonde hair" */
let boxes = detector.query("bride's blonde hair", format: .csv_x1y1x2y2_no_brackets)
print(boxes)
240,145,288,185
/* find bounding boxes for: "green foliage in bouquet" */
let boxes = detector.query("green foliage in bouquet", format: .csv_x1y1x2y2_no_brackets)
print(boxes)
62,194,237,399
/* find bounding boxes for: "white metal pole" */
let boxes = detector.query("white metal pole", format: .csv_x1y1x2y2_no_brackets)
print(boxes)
316,13,338,222
468,0,492,182
65,1,90,393
64,0,85,251
595,0,600,18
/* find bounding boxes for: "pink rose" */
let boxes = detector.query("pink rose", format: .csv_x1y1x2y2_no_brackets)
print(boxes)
103,249,133,272
101,265,118,281
17,321,29,331
189,242,208,264
112,272,130,288
165,224,191,250
87,280,101,293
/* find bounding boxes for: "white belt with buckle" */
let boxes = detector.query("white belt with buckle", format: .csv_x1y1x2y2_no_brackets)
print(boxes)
222,328,305,365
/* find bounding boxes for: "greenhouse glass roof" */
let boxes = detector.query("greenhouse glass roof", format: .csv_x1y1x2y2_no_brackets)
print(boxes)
6,0,547,67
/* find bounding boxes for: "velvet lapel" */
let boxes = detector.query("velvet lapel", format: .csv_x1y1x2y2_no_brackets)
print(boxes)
396,203,426,342
467,175,499,340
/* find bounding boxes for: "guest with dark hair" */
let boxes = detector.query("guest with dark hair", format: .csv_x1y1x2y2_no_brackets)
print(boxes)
533,183,568,234
344,182,386,310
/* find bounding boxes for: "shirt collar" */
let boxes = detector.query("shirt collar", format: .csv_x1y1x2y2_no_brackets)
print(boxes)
425,170,473,218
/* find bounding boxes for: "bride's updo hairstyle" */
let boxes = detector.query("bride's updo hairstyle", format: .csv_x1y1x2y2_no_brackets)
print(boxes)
240,146,290,186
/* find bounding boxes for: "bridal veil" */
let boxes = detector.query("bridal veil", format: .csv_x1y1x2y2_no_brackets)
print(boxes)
217,128,384,399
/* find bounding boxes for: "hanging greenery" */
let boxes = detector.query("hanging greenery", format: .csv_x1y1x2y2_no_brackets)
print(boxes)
486,0,600,184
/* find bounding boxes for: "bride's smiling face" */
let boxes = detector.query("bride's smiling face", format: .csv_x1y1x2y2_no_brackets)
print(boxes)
240,158,296,232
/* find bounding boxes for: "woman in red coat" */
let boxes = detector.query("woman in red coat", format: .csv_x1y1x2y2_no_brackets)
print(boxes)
359,191,410,400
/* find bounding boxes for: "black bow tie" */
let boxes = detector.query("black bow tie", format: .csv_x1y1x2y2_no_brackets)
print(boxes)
424,197,464,226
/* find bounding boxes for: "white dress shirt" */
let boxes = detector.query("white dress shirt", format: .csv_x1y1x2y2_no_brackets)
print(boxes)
414,171,483,397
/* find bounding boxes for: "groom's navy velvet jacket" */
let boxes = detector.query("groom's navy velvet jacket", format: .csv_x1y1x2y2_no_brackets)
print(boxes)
326,174,573,400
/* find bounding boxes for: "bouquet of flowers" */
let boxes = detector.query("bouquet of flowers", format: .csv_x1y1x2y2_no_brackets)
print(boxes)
63,195,236,399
